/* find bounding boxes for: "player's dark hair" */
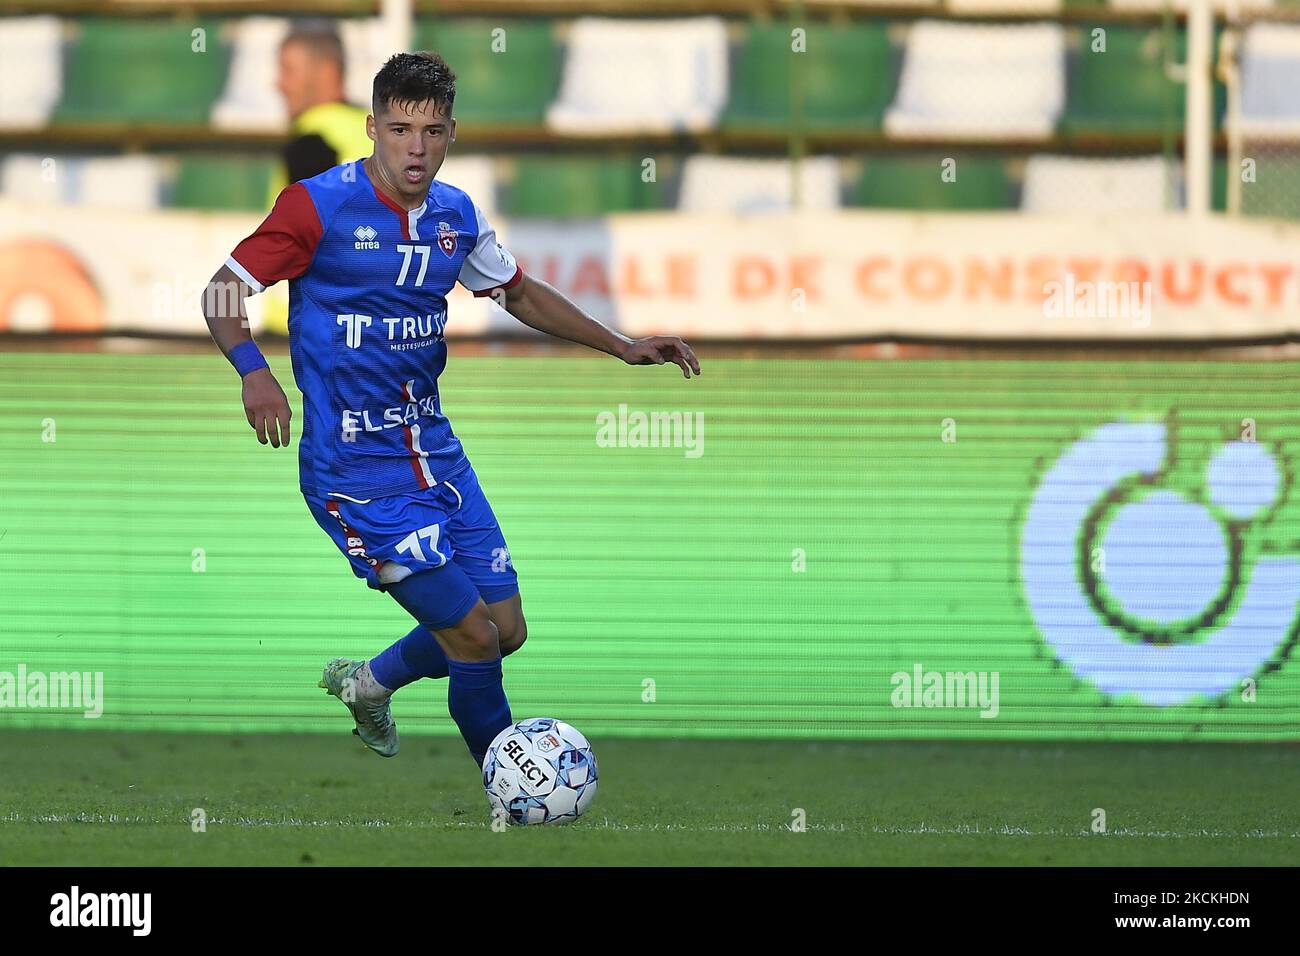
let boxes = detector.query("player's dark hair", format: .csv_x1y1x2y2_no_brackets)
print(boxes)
282,21,345,71
372,52,456,119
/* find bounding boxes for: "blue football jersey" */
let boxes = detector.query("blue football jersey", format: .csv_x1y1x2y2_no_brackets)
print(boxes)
225,159,521,499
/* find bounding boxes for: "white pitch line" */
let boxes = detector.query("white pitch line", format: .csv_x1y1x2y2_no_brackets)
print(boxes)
0,812,1296,839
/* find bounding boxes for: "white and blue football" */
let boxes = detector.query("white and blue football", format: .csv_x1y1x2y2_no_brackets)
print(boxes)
482,717,599,825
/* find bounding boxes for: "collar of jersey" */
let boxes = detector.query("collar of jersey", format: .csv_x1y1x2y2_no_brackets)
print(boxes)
358,159,429,235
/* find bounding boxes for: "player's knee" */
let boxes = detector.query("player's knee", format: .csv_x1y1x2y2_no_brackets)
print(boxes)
500,615,528,657
446,609,501,660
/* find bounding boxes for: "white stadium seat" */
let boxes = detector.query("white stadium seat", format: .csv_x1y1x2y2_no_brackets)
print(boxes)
0,16,63,128
1239,23,1300,140
1110,0,1273,11
80,156,164,208
884,21,1065,140
802,0,938,6
214,17,386,130
340,18,393,113
1,154,66,203
678,156,842,213
947,0,1062,13
2,154,163,208
546,18,728,135
1020,155,1179,213
211,17,291,131
436,155,499,217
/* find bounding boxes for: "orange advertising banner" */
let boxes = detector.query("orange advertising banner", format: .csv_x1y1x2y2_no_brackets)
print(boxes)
2,200,1298,340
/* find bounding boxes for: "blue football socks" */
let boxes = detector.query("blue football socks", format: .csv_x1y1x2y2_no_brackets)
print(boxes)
447,657,512,766
369,624,449,689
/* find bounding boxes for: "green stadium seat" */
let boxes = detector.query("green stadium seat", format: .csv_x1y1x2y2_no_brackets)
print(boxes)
1063,25,1224,135
171,154,275,212
853,155,1012,210
54,18,229,125
723,22,896,133
506,157,664,217
413,19,559,125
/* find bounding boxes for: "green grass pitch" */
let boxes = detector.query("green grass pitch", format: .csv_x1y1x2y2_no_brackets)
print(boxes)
1,730,1296,865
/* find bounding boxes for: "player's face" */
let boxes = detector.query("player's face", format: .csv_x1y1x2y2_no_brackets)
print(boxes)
367,98,456,205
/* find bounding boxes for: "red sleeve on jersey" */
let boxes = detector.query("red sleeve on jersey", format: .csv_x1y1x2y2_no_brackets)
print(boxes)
227,183,322,289
471,265,524,298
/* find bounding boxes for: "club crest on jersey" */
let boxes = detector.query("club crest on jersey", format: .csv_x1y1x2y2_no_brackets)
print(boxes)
436,222,458,258
353,225,380,250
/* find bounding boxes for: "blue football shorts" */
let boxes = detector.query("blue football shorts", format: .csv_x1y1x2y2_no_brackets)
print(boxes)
304,465,520,619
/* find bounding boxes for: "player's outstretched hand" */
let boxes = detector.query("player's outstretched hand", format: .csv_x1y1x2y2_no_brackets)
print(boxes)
242,368,293,447
620,336,701,379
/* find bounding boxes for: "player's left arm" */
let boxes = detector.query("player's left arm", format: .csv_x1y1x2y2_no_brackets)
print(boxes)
500,274,701,379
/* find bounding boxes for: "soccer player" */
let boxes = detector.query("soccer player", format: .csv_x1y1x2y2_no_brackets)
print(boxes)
201,52,700,769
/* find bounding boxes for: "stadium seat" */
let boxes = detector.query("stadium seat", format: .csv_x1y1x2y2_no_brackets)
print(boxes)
852,155,1013,209
546,18,728,135
678,156,842,213
506,157,665,216
722,22,896,134
340,18,395,112
172,154,276,211
948,0,1062,12
1064,25,1224,134
414,19,560,126
1,154,67,203
802,0,936,6
211,17,291,131
1020,154,1179,212
884,21,1065,139
1108,0,1274,12
1239,23,1300,138
81,155,164,208
2,153,163,208
436,155,500,216
54,18,229,124
0,16,62,128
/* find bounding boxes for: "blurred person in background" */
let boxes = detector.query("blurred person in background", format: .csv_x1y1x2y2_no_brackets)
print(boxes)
263,22,372,335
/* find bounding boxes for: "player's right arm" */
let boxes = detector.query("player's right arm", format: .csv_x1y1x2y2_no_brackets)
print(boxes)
202,182,323,448
201,264,292,448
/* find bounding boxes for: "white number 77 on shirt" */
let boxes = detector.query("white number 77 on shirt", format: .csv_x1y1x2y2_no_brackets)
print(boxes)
395,244,430,287
396,524,446,566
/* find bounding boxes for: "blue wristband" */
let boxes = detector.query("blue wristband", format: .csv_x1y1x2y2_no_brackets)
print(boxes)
228,340,269,378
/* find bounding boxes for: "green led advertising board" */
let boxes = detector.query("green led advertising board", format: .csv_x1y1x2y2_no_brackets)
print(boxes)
1,354,1297,741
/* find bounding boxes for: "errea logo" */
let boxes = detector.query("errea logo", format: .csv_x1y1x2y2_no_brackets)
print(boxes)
353,225,379,250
